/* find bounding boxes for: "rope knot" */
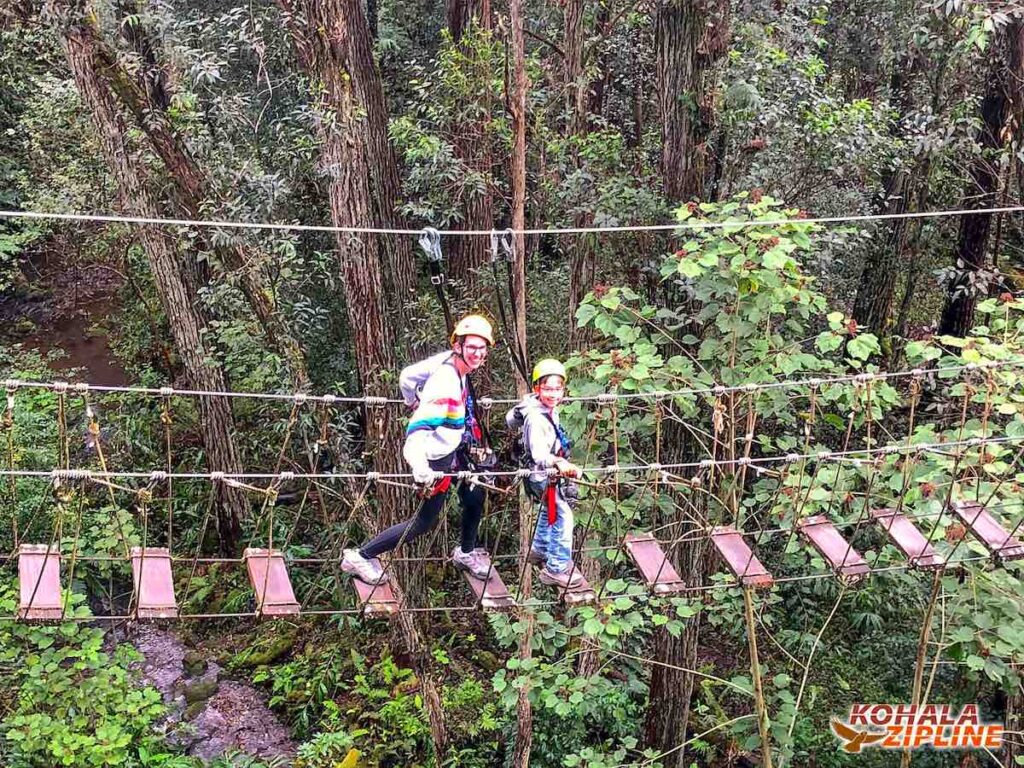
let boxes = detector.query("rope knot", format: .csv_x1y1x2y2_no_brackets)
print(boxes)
322,394,337,404
648,462,663,472
515,468,532,478
4,379,17,391
457,470,473,480
279,471,295,482
597,393,617,403
292,393,308,405
137,488,153,505
478,397,493,410
965,362,978,371
365,471,381,482
736,457,751,466
210,471,225,483
74,382,89,392
856,372,875,382
699,459,715,469
364,396,387,408
52,381,69,393
785,453,801,463
807,378,823,387
743,382,758,392
910,368,925,377
817,451,832,461
712,385,727,397
266,487,279,503
159,386,174,397
149,470,168,483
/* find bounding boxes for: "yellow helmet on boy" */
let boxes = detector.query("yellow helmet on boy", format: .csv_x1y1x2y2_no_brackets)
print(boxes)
532,358,567,384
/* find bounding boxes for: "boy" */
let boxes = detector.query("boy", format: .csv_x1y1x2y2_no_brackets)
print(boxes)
505,358,584,588
342,314,496,584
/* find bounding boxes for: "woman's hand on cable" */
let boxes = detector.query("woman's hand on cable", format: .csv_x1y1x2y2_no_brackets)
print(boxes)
554,457,581,479
413,466,443,486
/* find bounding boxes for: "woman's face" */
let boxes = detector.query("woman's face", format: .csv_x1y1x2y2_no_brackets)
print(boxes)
535,375,565,409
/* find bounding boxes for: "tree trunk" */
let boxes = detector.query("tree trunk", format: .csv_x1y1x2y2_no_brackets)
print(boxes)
87,21,309,385
563,0,596,349
445,0,494,293
1006,691,1023,767
509,0,533,763
56,1,247,553
656,0,730,202
587,3,611,119
277,0,446,759
938,28,1014,337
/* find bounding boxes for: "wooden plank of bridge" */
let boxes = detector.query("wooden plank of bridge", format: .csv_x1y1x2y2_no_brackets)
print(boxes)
460,551,516,612
351,559,400,617
797,515,870,583
953,501,1024,562
709,526,774,587
18,544,63,621
870,508,945,570
130,547,178,619
623,532,688,595
244,548,300,617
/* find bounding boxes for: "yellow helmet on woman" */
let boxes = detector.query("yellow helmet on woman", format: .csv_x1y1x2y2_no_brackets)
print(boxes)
451,314,495,346
532,358,567,385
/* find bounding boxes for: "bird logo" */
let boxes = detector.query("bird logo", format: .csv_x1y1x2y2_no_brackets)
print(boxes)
830,718,887,753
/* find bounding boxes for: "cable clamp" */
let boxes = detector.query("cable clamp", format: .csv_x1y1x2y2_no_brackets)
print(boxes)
419,227,444,263
52,381,69,393
210,471,225,483
279,471,296,482
430,274,444,286
159,386,174,397
478,397,493,410
149,470,168,483
322,394,337,405
490,229,515,263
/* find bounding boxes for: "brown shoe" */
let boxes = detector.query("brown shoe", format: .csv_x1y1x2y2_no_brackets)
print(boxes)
539,566,584,588
527,549,545,566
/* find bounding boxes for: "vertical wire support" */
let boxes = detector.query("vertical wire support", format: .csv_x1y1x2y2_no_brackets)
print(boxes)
743,585,773,768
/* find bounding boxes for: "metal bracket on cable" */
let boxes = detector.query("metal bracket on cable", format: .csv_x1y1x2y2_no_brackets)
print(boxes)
490,229,515,264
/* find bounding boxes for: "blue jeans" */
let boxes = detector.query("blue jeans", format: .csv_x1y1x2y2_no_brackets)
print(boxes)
531,487,574,573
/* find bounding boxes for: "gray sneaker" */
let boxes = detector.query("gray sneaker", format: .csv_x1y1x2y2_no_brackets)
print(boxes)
539,565,584,588
452,547,492,579
341,549,388,584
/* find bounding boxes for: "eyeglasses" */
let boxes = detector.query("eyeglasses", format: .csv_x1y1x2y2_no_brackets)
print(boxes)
463,344,489,354
539,385,565,394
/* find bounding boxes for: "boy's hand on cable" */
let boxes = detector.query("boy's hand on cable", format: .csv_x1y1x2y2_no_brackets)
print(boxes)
554,458,581,479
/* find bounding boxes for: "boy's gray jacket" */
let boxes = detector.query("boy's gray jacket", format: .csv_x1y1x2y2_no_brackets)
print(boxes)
506,394,562,483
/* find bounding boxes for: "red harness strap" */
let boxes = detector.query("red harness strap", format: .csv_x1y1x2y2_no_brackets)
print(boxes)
545,483,558,525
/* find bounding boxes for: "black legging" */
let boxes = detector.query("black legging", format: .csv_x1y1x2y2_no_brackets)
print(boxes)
360,457,485,559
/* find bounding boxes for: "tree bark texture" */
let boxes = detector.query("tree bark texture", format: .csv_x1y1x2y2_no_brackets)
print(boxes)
276,0,445,759
88,22,309,385
938,26,1015,337
57,2,248,552
444,0,494,293
509,0,534,763
656,0,730,202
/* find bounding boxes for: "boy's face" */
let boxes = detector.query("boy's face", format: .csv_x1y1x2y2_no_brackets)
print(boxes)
454,335,489,372
535,375,566,409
